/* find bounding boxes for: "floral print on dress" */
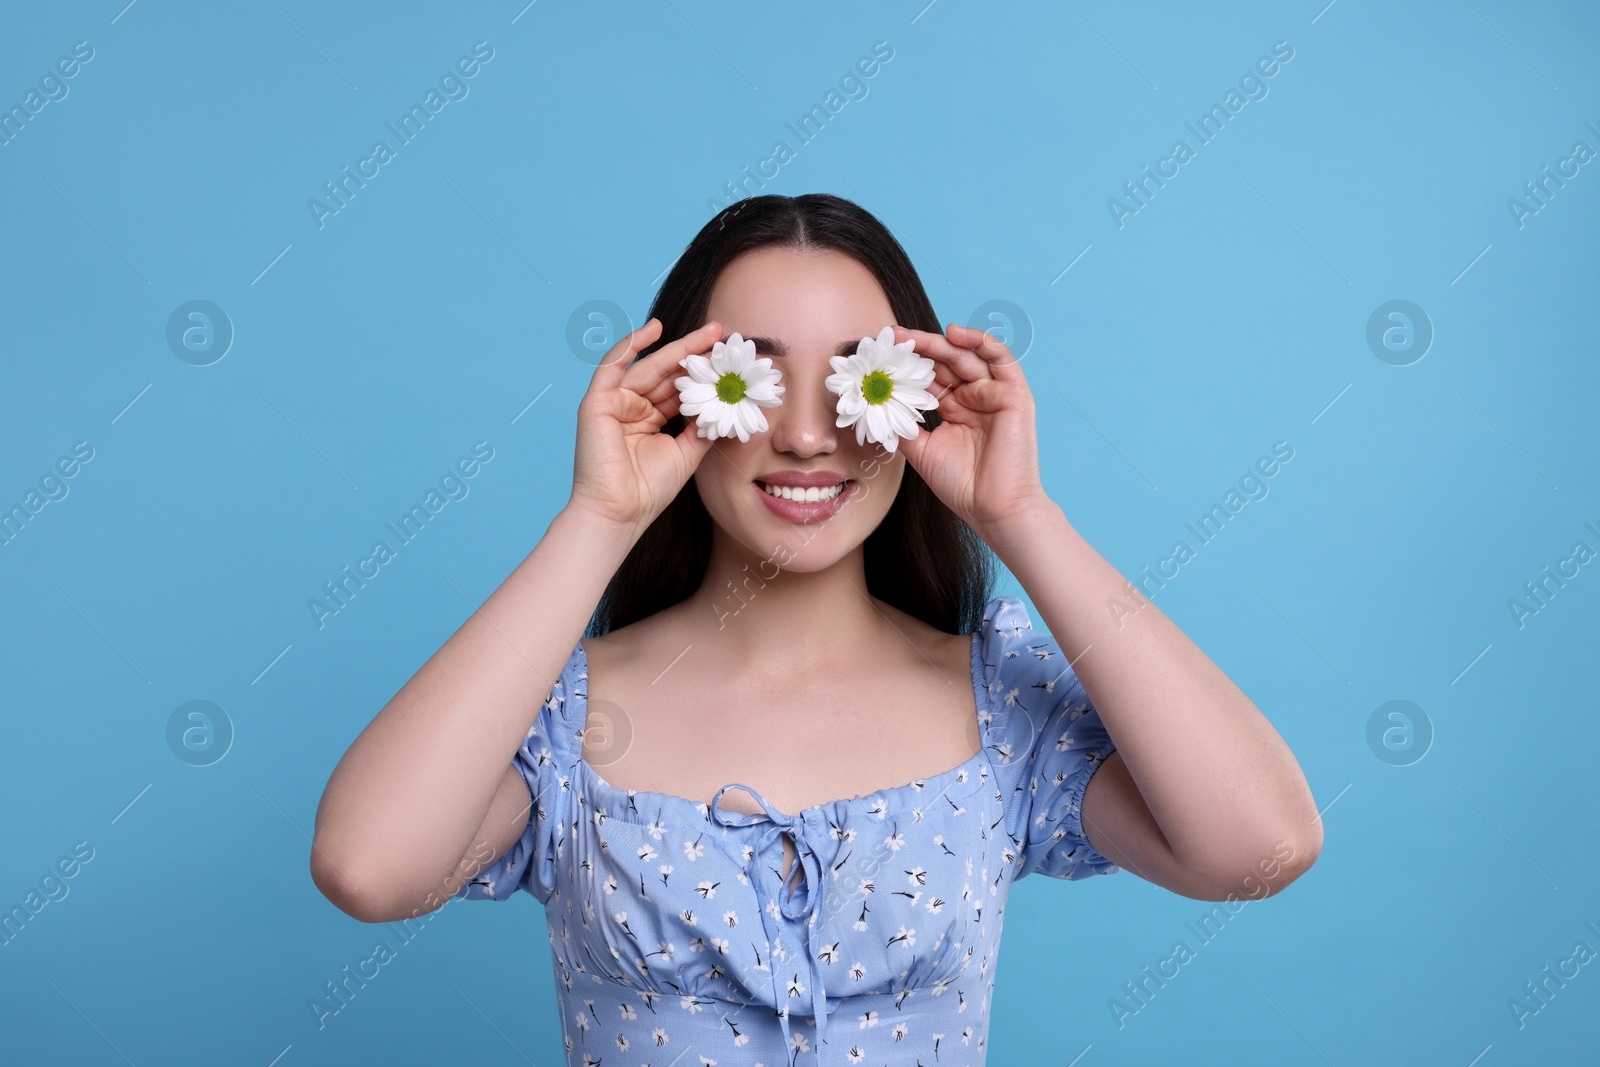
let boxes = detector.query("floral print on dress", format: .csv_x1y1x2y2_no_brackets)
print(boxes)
456,595,1119,1066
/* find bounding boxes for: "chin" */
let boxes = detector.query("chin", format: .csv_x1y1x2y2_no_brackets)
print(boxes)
708,507,872,575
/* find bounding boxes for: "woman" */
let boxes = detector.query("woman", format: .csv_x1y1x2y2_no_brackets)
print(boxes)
311,193,1322,1065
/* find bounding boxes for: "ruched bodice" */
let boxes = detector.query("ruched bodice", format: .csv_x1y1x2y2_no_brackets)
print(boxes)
457,595,1120,1065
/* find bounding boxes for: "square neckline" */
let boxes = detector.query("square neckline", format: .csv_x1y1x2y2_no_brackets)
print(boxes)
569,628,994,824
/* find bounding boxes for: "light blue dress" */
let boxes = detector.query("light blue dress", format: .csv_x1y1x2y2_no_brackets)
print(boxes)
456,594,1120,1066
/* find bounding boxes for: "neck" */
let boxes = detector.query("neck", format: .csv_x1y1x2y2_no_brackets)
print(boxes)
678,524,886,666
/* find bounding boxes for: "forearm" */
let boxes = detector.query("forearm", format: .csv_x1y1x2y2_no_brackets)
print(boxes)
985,499,1321,881
311,503,637,912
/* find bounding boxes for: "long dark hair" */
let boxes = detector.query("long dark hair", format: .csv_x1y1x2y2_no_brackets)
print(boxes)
587,193,996,639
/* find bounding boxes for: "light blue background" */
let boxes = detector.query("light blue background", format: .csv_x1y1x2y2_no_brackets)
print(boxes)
2,1,1597,1063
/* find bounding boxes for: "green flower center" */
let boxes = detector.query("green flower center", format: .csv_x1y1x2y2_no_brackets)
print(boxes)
862,371,894,405
715,372,748,404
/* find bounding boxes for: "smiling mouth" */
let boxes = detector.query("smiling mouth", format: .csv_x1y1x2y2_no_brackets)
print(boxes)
754,479,853,502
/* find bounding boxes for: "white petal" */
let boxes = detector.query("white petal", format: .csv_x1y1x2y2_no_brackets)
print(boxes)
824,371,853,394
893,386,939,411
723,336,757,374
680,354,719,384
734,401,762,437
745,364,783,394
865,405,891,445
841,352,873,377
890,355,935,381
884,400,920,438
678,381,717,404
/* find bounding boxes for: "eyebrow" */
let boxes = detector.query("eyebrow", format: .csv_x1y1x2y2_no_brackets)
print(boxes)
744,337,862,359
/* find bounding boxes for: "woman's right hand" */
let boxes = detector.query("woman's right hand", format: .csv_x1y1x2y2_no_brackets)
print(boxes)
567,317,723,535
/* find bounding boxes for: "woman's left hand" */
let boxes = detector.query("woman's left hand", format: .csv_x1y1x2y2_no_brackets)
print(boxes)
892,323,1054,540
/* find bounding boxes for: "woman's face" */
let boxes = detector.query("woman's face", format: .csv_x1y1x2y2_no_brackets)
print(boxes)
692,246,907,573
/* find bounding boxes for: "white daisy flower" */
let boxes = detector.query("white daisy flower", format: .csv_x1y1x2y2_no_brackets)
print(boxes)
675,332,785,443
825,325,939,453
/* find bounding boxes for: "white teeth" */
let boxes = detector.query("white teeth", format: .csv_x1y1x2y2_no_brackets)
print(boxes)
759,481,845,502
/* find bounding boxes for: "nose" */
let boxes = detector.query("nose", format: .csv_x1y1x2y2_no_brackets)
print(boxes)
767,363,838,458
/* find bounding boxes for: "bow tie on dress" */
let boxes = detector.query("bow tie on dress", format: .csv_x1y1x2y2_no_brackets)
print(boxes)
709,782,836,1063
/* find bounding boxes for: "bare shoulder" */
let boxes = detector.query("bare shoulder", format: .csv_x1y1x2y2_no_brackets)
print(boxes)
578,602,690,691
870,597,977,678
576,619,635,681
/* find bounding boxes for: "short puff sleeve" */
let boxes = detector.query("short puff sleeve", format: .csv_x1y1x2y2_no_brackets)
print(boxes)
453,640,584,905
980,595,1120,881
